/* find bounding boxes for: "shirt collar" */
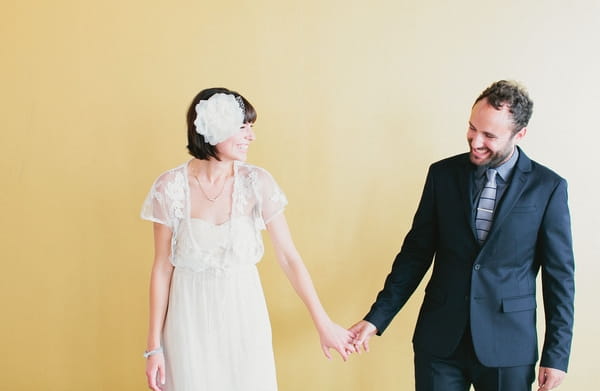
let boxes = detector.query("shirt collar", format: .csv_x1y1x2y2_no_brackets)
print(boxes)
475,147,519,182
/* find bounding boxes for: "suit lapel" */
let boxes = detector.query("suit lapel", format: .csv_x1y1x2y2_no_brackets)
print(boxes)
457,156,477,239
486,147,532,241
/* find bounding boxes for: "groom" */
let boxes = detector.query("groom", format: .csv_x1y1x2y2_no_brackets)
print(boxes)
351,80,574,391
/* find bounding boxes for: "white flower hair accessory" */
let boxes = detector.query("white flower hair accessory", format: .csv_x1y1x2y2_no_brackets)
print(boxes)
193,93,245,145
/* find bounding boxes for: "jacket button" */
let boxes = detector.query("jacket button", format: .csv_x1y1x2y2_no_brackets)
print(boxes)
474,264,481,271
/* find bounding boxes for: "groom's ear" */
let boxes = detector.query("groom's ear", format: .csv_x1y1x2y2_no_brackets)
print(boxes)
514,127,527,142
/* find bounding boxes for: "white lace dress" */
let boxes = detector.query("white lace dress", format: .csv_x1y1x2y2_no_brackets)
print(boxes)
141,160,287,391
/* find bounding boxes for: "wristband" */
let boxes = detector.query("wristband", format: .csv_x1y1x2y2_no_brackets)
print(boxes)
143,347,163,358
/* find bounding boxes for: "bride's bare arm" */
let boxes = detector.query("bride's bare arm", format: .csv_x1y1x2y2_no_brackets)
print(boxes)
266,213,355,361
145,223,174,391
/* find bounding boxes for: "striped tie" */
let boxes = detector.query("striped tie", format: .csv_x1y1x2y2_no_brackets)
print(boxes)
475,169,497,244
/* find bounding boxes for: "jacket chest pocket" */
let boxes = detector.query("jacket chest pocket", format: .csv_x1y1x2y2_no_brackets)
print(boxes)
511,204,537,214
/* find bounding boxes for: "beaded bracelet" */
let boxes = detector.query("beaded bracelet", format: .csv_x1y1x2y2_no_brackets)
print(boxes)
143,347,163,358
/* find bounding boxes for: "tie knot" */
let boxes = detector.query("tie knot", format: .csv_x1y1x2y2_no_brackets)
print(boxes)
486,168,497,184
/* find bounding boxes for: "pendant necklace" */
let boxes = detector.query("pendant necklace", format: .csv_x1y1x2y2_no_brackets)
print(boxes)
194,176,227,202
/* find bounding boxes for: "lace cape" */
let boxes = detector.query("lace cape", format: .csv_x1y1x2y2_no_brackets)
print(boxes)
141,161,287,268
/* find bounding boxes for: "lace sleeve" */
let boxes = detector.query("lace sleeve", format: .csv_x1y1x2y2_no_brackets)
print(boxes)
256,168,288,225
140,170,186,229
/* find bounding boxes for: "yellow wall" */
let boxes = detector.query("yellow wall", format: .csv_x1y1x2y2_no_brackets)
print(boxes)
2,0,598,389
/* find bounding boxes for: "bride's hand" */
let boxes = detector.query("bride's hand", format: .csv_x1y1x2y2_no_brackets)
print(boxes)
145,353,166,391
318,321,357,361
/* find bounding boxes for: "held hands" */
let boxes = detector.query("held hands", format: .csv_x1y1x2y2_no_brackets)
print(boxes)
318,319,378,361
145,353,166,391
318,320,359,361
349,320,378,353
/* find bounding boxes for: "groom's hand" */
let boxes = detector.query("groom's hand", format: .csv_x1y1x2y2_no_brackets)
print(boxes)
349,320,378,353
537,367,566,390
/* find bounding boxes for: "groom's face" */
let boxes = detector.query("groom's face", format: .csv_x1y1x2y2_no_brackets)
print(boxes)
467,98,526,167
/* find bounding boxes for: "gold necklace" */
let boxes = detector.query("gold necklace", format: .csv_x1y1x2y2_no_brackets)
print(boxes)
194,176,227,202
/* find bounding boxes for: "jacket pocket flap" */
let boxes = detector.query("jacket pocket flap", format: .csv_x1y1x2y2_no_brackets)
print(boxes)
502,295,536,312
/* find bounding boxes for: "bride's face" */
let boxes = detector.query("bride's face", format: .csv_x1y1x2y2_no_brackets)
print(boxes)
216,123,255,162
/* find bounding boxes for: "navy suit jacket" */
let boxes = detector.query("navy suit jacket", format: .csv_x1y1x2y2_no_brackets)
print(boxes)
365,147,574,371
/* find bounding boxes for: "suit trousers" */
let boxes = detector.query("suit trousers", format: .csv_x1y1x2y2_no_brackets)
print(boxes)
414,328,535,391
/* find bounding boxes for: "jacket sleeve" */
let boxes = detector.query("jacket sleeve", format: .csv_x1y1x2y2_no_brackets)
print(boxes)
538,178,575,372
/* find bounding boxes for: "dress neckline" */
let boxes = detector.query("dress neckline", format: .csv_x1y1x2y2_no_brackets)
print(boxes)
183,159,239,225
190,217,231,227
